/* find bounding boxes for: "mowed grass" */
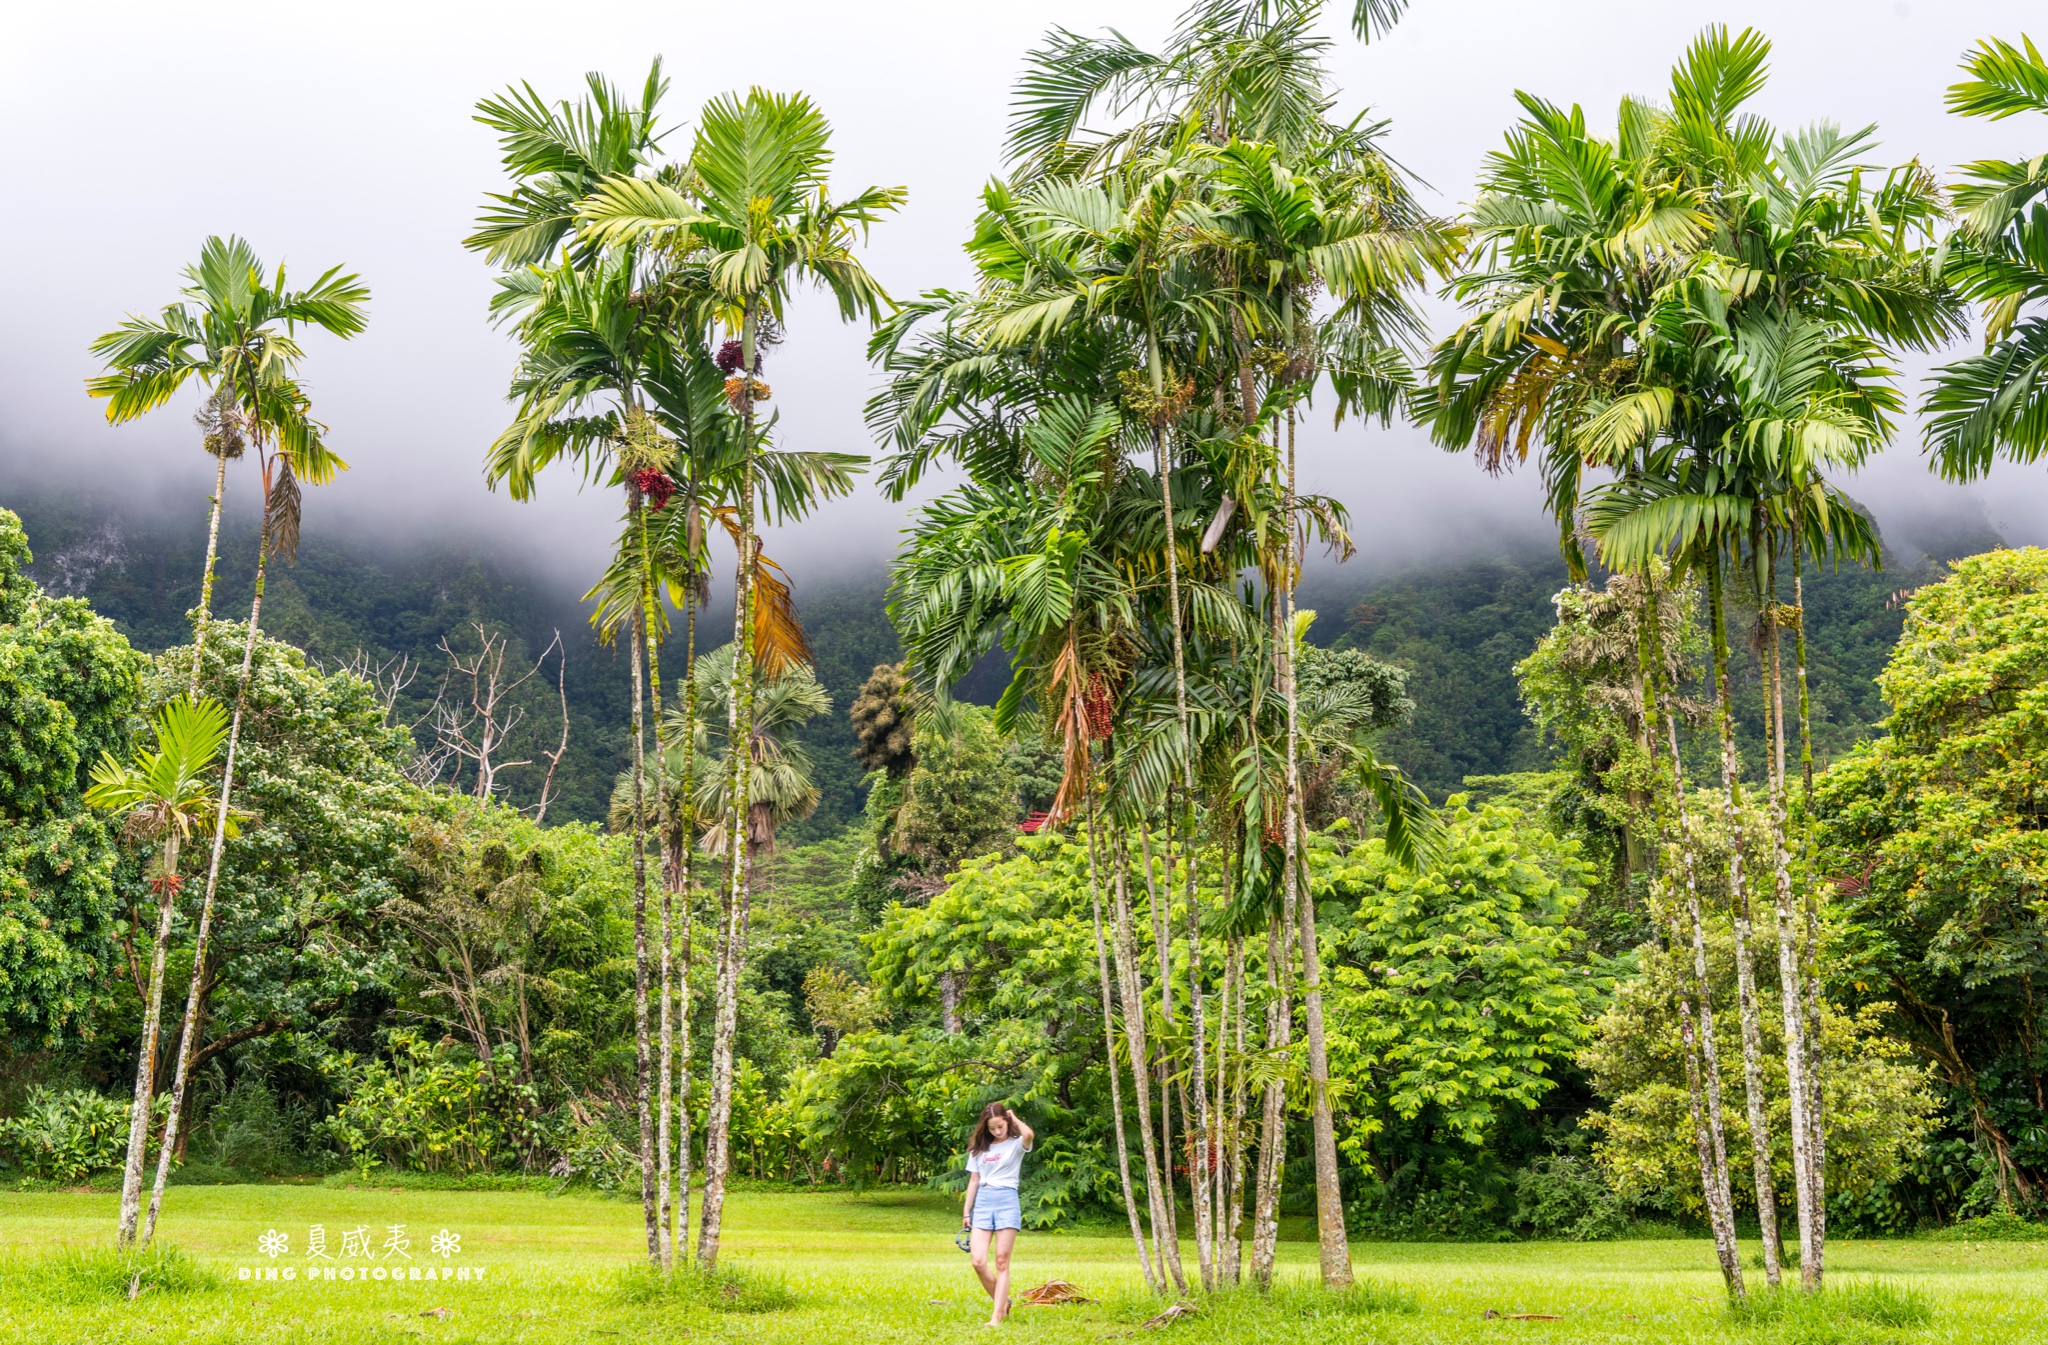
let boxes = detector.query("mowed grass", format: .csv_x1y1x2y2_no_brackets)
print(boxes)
1,1184,2045,1344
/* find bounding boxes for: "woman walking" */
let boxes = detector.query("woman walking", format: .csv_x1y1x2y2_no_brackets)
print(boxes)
961,1102,1034,1325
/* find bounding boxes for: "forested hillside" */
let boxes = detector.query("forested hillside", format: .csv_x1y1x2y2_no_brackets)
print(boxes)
10,485,1998,825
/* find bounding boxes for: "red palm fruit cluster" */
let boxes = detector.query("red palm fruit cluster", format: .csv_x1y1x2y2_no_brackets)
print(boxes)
1083,672,1115,741
629,467,677,511
715,339,745,373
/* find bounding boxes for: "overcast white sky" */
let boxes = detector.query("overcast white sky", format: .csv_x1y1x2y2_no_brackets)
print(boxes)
5,0,2047,590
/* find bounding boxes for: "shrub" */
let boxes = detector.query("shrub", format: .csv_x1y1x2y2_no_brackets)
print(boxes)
0,1087,142,1182
320,1033,544,1176
1514,1154,1630,1241
193,1076,304,1178
1927,1210,2048,1241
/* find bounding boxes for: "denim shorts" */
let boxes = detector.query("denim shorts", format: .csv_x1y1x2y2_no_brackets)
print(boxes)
972,1184,1022,1231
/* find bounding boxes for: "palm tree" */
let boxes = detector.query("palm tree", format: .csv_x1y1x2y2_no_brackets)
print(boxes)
467,60,669,270
97,241,370,1248
83,697,235,1246
1201,134,1456,1289
1431,26,1959,1295
483,242,681,1260
88,236,368,690
579,86,898,1268
1007,0,1409,183
1925,35,2048,478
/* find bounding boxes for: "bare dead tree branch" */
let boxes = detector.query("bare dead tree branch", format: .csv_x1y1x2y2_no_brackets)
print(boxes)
529,629,571,827
432,622,544,800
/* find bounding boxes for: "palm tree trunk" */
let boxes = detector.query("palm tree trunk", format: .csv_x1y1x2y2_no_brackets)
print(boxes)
141,465,280,1247
1792,544,1826,1288
116,836,179,1247
674,555,699,1265
1280,410,1350,1290
1136,823,1182,1279
1250,841,1295,1289
1149,331,1209,1285
186,449,231,695
1115,837,1186,1294
1185,823,1215,1290
628,570,658,1265
1673,915,1747,1299
639,506,675,1271
1706,557,1781,1284
1221,934,1247,1285
700,306,761,1269
1762,548,1818,1290
1087,802,1158,1293
1665,709,1746,1300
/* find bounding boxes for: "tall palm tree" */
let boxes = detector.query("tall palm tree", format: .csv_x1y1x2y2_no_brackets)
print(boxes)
88,235,367,690
579,85,898,1267
83,697,234,1247
103,242,370,1248
1008,0,1406,183
484,243,684,1260
1432,26,1958,1296
1201,134,1456,1288
1926,35,2048,479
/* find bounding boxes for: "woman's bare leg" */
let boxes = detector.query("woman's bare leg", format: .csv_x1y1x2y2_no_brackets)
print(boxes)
970,1227,997,1298
987,1228,1017,1324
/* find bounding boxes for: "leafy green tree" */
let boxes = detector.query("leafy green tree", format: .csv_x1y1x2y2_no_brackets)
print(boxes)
84,695,233,1246
1814,547,2048,1210
0,511,142,1050
1319,802,1609,1193
894,705,1022,881
1583,911,1938,1221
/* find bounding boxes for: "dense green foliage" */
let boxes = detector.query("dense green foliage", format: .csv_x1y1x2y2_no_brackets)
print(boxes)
0,510,142,1047
1817,547,2048,1216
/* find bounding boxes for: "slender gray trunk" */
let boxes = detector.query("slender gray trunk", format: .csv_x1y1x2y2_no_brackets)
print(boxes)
1763,557,1817,1291
143,463,280,1247
1707,563,1780,1284
1088,808,1158,1293
187,450,230,695
1666,710,1745,1300
1136,823,1183,1280
1115,839,1186,1295
1250,841,1295,1289
1281,410,1350,1289
699,309,759,1268
1216,934,1245,1283
629,578,658,1264
673,540,700,1265
117,837,179,1247
1793,552,1825,1288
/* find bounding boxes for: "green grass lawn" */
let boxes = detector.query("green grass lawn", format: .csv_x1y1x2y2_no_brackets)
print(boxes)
2,1184,2044,1344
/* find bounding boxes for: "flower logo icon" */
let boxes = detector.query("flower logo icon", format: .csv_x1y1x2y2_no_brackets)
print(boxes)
430,1229,461,1259
257,1229,289,1259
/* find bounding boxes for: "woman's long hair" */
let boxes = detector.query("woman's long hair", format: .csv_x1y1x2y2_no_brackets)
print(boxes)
968,1102,1011,1156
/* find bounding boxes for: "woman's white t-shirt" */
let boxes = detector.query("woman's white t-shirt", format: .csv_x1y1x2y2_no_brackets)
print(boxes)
968,1135,1031,1189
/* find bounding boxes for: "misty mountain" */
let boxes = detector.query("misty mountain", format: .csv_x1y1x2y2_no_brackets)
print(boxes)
7,482,2008,827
